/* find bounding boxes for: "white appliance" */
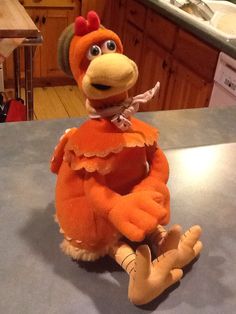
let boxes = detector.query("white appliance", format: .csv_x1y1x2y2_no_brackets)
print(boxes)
209,52,236,107
0,63,4,92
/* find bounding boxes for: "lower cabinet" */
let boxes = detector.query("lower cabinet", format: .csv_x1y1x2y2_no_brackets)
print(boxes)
110,0,127,39
122,22,144,96
4,5,77,86
108,0,219,111
137,37,213,111
5,0,219,111
39,8,75,80
137,38,171,111
165,60,213,109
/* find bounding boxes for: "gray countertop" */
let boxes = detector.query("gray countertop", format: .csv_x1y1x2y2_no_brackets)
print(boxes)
138,0,236,59
0,106,236,314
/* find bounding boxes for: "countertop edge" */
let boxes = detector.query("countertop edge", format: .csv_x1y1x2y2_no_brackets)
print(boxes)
0,106,236,152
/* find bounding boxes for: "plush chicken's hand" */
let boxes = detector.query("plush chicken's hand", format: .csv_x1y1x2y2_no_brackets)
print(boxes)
108,191,168,242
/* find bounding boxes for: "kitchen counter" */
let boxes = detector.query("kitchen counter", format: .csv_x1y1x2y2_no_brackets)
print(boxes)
0,0,39,38
138,0,236,59
1,106,236,314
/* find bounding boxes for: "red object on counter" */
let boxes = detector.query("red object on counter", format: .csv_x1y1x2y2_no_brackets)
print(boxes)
5,99,27,122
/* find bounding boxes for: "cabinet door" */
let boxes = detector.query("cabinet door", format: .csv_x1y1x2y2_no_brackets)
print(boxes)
138,38,171,111
173,29,218,82
40,8,75,78
82,0,111,28
110,0,126,40
122,22,143,96
4,7,74,84
165,60,213,110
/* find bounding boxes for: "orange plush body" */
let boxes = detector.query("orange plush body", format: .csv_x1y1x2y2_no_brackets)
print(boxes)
51,116,170,260
51,11,202,305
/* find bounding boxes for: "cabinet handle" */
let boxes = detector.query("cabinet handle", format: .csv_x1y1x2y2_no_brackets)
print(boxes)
134,38,140,46
42,16,47,24
162,60,168,70
130,9,137,16
34,16,40,24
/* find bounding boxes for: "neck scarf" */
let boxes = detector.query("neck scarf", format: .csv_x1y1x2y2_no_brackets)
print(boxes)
87,81,160,131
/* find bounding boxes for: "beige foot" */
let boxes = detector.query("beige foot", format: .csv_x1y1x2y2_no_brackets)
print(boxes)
128,245,183,305
176,225,203,268
157,224,182,254
157,224,203,268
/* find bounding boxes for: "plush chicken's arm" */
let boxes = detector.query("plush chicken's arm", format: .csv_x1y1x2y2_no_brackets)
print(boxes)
136,146,169,187
84,172,168,242
84,172,119,216
132,147,170,225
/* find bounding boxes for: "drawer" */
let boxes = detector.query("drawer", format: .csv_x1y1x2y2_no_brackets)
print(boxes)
126,0,146,30
19,0,76,7
173,29,219,81
146,9,177,51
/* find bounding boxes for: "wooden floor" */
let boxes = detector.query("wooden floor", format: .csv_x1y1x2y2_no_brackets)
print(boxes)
8,85,86,120
32,85,87,120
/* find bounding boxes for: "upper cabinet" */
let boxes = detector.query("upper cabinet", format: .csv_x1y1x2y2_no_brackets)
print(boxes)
108,0,219,111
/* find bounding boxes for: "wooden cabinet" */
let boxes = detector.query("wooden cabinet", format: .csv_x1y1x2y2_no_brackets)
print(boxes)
138,38,171,111
137,10,177,111
81,0,112,27
163,29,218,109
107,0,219,111
126,0,146,30
165,60,213,109
4,0,79,87
39,8,75,79
110,0,127,39
173,30,218,82
123,22,143,96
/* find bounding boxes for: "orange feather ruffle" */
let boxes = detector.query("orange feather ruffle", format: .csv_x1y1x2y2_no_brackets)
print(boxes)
64,117,158,174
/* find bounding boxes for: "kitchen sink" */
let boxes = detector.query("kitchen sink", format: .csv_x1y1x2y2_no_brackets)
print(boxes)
208,1,236,39
160,0,236,39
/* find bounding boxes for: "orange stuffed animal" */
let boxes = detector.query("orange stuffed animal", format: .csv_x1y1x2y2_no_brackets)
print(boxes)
51,11,202,305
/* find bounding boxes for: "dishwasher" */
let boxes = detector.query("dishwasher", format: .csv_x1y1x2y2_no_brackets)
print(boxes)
209,52,236,107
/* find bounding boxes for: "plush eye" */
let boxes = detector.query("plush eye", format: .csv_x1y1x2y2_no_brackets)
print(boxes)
87,45,102,60
102,40,117,53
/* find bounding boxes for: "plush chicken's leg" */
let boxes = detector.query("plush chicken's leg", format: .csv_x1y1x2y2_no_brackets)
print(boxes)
109,242,183,305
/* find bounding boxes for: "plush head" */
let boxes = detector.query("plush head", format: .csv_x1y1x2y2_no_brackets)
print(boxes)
58,11,138,104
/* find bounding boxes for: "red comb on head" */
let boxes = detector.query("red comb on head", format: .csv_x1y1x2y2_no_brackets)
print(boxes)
75,11,100,36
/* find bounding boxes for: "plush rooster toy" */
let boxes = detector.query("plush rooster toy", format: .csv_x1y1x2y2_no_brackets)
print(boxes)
51,11,202,305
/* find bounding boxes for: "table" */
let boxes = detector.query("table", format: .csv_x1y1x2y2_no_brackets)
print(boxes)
0,107,236,314
0,0,42,120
